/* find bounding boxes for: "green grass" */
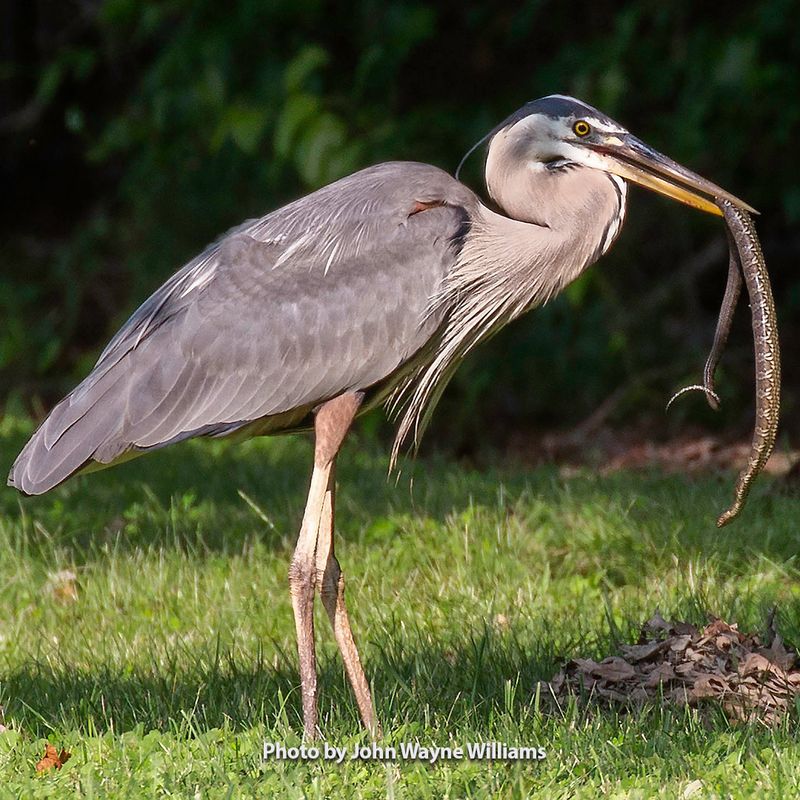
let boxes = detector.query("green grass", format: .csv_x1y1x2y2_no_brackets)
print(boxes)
1,416,799,798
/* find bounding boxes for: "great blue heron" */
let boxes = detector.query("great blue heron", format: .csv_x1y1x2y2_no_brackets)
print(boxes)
8,95,752,738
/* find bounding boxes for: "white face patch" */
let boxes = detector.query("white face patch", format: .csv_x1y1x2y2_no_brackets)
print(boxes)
504,109,626,169
580,116,626,135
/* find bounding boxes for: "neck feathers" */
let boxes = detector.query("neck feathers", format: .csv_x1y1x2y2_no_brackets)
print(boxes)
484,128,627,299
387,146,626,465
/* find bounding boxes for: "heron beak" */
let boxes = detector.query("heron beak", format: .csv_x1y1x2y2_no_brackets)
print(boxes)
588,134,757,216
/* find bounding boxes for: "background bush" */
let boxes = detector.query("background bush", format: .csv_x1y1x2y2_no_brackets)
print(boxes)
2,0,798,453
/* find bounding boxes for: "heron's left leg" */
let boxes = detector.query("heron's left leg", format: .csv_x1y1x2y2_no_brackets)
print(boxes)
289,393,361,738
306,392,379,736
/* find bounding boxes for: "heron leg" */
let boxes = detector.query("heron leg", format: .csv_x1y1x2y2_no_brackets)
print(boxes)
288,392,365,739
316,465,381,738
289,457,330,738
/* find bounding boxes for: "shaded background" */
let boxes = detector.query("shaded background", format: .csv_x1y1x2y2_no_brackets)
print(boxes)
1,0,798,457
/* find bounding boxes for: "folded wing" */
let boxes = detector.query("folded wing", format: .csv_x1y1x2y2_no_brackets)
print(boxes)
9,162,473,495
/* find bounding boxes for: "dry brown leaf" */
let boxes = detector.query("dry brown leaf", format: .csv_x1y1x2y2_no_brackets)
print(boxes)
44,570,79,605
596,686,631,703
691,673,729,700
672,622,699,637
35,743,71,772
548,671,565,693
739,652,785,679
714,633,741,651
670,635,692,653
670,686,691,705
645,662,676,687
621,641,668,662
591,657,636,682
759,637,796,671
570,656,639,687
705,619,742,640
572,657,601,674
629,686,650,703
737,678,769,701
644,611,671,634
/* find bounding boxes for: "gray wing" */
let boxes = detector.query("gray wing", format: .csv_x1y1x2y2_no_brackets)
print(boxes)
9,162,475,495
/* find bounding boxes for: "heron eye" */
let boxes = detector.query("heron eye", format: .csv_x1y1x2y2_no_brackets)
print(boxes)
573,120,591,137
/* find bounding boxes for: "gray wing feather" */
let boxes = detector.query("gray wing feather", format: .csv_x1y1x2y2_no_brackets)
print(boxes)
9,162,474,495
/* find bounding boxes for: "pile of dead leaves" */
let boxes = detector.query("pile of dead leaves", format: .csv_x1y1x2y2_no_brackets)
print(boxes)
542,613,800,725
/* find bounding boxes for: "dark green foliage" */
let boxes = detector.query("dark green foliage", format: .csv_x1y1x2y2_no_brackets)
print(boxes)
2,1,799,448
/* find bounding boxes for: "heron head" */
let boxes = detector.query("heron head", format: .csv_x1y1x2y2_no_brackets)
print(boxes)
486,95,754,216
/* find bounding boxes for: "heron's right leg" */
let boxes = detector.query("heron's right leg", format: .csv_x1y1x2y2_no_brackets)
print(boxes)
315,467,380,737
289,457,332,739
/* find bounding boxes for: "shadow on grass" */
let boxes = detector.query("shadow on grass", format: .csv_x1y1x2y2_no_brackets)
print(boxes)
0,619,557,737
0,627,660,741
5,603,799,741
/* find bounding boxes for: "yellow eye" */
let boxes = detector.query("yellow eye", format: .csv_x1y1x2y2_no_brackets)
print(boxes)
573,120,591,137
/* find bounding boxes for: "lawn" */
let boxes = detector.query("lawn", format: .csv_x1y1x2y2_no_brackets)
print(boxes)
0,415,799,798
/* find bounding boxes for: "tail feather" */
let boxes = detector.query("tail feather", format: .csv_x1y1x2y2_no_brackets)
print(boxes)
42,365,122,450
8,373,130,496
7,345,249,496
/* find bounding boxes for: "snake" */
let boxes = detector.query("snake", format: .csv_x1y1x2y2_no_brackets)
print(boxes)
665,228,743,413
667,200,780,526
715,200,781,526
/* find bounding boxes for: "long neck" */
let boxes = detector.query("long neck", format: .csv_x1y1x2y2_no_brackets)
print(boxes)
388,140,626,465
474,131,627,305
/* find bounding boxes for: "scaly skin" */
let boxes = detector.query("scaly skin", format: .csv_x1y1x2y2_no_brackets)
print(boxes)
702,227,743,410
716,200,781,527
664,231,741,413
